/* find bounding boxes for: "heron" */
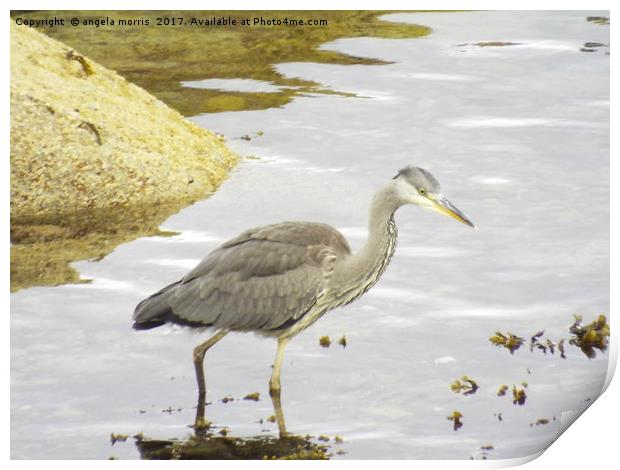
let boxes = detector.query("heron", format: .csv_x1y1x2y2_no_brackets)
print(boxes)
132,166,474,432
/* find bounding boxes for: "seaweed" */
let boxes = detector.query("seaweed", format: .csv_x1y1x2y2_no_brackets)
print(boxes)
110,433,129,445
489,332,524,354
568,314,609,359
489,314,608,359
558,338,566,359
447,411,463,431
450,376,479,396
511,386,527,406
135,433,330,460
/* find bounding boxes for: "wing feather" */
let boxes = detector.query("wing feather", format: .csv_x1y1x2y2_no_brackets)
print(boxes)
134,222,351,333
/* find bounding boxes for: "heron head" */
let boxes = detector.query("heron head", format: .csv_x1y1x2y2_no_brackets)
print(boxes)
392,166,475,228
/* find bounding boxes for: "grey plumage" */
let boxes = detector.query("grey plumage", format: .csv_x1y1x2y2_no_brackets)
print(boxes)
132,166,474,411
133,222,352,335
395,165,442,193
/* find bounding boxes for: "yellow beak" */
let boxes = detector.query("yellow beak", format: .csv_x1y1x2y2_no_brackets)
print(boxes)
431,196,476,228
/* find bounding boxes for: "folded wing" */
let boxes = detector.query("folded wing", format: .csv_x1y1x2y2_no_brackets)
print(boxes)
132,222,351,332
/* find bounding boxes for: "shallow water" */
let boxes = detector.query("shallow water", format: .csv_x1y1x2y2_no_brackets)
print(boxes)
181,78,289,93
11,11,609,459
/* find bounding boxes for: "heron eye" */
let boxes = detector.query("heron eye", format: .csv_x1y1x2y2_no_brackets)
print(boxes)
418,188,426,196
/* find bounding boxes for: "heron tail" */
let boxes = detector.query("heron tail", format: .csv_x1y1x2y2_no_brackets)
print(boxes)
132,280,181,330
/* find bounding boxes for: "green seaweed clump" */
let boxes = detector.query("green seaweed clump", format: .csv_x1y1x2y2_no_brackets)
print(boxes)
110,433,129,445
450,376,479,396
558,339,566,359
447,411,463,431
512,386,527,406
489,332,524,354
529,331,560,355
568,314,610,359
135,433,329,460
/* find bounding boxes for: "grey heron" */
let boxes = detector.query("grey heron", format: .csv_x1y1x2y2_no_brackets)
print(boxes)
133,166,474,430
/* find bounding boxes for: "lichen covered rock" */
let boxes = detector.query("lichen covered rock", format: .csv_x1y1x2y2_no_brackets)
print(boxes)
10,23,238,290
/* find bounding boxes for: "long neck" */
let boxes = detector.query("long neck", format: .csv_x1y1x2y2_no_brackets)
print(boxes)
359,184,400,271
331,185,401,300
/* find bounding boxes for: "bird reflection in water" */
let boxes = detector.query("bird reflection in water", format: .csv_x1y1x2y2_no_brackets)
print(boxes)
193,390,287,438
134,392,330,459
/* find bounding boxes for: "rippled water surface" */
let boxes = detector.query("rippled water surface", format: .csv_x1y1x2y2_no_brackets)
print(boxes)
11,11,609,459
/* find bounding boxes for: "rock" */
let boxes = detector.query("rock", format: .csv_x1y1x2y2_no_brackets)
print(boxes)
10,23,238,290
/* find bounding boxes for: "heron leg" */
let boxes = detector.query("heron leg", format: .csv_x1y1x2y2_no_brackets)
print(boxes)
269,336,290,396
269,336,290,437
193,329,229,398
270,387,288,437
